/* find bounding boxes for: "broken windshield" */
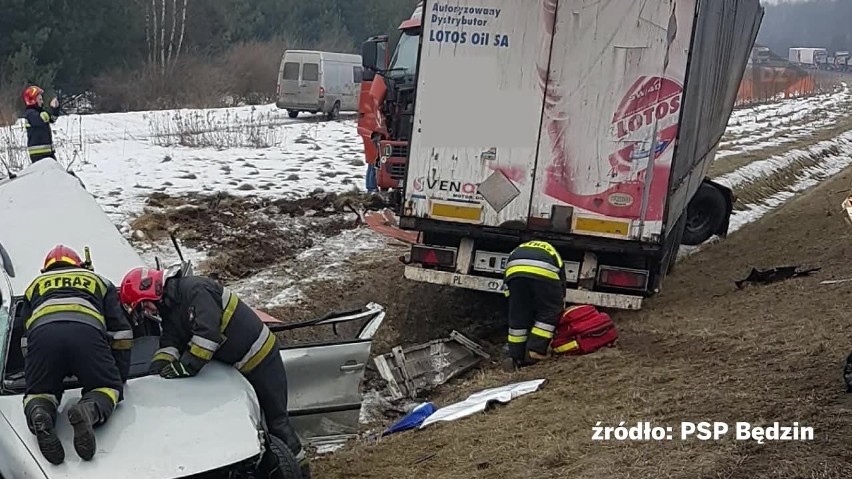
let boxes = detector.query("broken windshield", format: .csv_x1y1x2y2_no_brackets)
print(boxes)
388,30,420,77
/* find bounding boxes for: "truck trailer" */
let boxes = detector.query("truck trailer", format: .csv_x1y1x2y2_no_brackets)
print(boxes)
789,47,828,68
365,0,764,310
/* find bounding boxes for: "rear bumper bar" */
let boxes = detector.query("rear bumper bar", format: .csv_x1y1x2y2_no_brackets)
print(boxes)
403,266,643,310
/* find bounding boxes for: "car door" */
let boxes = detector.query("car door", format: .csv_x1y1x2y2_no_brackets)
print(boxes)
270,303,385,446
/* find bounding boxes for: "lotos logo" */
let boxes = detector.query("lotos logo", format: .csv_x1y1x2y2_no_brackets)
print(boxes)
612,76,683,141
413,176,425,192
609,76,684,177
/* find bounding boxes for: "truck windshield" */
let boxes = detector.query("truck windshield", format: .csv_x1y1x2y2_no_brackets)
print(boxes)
389,30,420,76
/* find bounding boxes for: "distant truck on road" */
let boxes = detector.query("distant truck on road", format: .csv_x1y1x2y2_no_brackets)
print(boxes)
788,47,828,69
364,0,764,310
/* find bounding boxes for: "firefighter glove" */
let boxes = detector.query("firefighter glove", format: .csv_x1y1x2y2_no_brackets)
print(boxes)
160,361,196,379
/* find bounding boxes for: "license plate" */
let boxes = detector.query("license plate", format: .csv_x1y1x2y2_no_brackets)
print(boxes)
473,251,509,273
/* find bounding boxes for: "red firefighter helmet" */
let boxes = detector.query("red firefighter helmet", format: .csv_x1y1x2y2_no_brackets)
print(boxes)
119,267,165,309
42,245,83,272
23,86,44,107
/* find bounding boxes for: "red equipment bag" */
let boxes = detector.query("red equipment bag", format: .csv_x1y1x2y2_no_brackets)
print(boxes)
551,305,618,355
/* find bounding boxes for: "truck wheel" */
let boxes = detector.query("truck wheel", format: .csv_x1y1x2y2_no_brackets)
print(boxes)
288,110,299,119
262,434,303,479
682,184,727,246
326,102,340,121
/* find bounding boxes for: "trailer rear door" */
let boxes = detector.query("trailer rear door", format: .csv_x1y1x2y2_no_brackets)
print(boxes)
530,0,698,242
404,0,552,227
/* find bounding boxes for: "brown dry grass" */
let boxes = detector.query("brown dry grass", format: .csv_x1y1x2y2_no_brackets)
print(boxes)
711,114,852,178
314,167,852,478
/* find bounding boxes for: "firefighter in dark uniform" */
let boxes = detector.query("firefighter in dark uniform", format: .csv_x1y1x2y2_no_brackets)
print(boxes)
22,85,60,163
503,240,566,369
119,267,310,479
18,245,132,465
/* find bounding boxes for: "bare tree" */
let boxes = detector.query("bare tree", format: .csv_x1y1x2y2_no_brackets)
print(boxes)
160,0,167,70
150,0,158,67
138,0,189,74
174,0,189,67
166,0,177,66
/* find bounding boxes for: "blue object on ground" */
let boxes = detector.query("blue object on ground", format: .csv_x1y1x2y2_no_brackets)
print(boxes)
382,402,437,436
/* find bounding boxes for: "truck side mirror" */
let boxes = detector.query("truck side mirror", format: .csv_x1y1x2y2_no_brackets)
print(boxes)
362,40,380,71
362,35,389,72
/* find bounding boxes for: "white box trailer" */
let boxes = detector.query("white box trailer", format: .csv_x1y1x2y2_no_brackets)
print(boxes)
398,0,764,310
789,47,827,66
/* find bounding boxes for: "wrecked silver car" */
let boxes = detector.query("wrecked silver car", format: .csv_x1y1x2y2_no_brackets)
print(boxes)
0,160,384,478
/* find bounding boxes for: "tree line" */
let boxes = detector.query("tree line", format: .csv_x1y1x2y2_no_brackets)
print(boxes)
0,0,419,116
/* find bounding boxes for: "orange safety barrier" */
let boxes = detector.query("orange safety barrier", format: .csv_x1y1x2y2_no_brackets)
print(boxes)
734,65,845,107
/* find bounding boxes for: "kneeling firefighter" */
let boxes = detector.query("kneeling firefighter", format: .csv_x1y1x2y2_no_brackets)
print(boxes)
118,267,310,478
504,240,566,369
19,245,132,465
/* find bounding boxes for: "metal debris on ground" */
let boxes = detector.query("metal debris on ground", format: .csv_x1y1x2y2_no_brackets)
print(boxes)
821,278,852,285
735,265,821,289
373,331,491,400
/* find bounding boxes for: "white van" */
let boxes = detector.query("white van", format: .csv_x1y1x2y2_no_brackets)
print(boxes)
276,50,363,120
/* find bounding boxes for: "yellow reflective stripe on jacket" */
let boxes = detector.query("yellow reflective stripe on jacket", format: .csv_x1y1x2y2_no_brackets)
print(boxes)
111,339,133,350
27,145,54,155
531,326,555,339
153,350,179,363
40,111,51,123
508,328,528,343
109,330,134,351
26,304,105,329
220,288,239,332
237,327,276,374
25,269,107,300
189,344,215,360
519,241,563,267
92,387,119,406
505,265,561,281
189,335,219,361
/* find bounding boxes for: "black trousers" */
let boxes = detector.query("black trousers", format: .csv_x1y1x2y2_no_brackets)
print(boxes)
245,347,304,458
24,321,123,428
507,278,564,360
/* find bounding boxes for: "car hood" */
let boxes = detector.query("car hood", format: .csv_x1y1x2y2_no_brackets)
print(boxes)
0,363,263,479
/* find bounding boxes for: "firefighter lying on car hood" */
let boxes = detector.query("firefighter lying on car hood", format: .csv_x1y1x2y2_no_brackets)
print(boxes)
119,267,311,478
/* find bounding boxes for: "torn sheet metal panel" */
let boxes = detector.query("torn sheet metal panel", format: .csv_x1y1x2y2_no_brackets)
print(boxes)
373,331,491,400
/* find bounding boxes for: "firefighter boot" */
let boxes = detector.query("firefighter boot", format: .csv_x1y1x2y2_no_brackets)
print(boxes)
25,397,65,465
68,401,99,460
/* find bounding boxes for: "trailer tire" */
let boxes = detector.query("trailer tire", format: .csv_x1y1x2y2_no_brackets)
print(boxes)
288,110,299,118
682,184,727,246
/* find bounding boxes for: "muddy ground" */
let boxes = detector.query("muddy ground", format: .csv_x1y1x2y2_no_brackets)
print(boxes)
127,190,506,351
129,190,379,280
312,167,852,478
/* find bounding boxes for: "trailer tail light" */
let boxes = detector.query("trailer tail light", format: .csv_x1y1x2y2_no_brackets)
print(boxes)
597,266,649,291
411,245,456,268
319,87,325,98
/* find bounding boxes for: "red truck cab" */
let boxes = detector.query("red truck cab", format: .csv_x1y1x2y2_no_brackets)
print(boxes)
358,3,423,193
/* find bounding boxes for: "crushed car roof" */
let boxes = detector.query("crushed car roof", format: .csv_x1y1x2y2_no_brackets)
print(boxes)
0,160,143,292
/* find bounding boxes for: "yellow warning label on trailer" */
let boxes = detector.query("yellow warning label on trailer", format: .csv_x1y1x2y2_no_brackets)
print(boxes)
573,217,630,237
430,202,483,222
